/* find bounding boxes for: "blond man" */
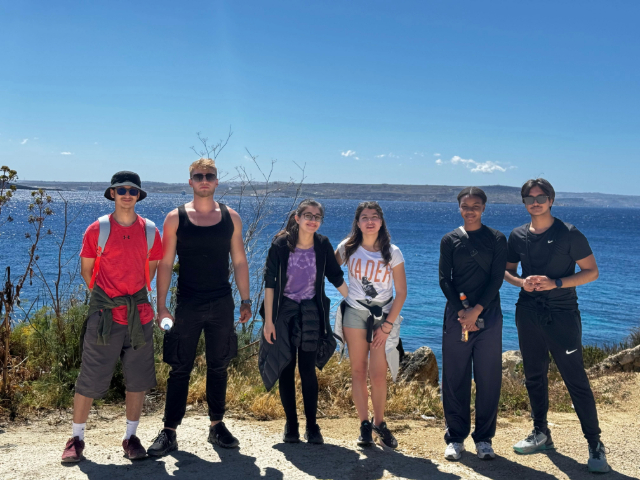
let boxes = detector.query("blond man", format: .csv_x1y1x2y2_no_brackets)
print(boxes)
148,159,252,455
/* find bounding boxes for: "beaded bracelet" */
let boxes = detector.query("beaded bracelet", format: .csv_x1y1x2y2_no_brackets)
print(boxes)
380,320,394,334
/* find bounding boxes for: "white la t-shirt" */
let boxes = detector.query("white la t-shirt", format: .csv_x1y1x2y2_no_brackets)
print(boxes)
337,239,405,313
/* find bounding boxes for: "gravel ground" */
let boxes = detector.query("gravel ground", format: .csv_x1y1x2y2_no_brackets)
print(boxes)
1,373,638,479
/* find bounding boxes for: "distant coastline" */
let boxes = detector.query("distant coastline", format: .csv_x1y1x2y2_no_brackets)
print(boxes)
15,180,640,208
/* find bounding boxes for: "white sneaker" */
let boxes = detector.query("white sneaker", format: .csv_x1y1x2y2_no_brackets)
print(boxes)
475,441,496,460
444,442,465,460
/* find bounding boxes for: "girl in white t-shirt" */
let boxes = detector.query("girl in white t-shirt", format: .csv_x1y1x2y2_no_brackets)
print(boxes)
334,201,407,449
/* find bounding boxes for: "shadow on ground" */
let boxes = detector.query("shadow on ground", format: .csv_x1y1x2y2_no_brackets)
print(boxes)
69,448,283,479
274,442,461,480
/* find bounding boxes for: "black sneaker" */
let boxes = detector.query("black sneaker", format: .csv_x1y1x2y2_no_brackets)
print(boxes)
208,422,240,448
304,424,324,444
147,429,178,457
372,420,398,449
357,420,375,447
283,422,300,443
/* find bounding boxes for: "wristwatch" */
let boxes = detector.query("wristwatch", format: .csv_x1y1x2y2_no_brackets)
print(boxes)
241,299,253,306
555,278,563,288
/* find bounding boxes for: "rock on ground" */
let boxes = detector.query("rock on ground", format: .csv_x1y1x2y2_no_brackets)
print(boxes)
589,344,640,374
501,350,523,378
397,346,439,386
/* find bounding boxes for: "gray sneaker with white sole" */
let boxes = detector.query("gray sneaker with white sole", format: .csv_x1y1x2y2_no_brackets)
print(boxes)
513,428,555,454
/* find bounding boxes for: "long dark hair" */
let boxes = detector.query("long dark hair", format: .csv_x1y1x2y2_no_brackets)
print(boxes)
343,201,392,265
276,199,324,252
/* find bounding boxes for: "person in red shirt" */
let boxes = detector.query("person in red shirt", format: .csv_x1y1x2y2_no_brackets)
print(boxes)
61,171,163,463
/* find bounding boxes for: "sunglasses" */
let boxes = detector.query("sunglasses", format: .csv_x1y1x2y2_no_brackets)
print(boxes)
523,195,549,205
191,173,217,182
115,187,139,196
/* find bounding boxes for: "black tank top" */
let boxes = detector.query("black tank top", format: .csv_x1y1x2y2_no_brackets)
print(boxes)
176,203,234,302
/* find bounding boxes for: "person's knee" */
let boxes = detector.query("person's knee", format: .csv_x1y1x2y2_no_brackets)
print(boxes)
351,363,368,383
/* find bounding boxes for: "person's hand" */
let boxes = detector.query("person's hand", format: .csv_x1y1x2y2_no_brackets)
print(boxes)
522,276,537,292
239,303,252,324
530,275,556,291
459,316,480,333
263,320,276,344
458,309,467,320
372,326,390,349
156,306,174,327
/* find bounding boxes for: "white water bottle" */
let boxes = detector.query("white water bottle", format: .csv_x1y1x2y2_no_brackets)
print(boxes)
160,318,173,331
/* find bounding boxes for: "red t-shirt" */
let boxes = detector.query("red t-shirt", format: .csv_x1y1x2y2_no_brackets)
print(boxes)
80,214,163,325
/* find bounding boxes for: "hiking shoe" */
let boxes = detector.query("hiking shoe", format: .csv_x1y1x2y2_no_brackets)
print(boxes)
475,441,496,460
513,427,555,454
208,422,240,448
304,424,324,444
588,442,611,473
122,435,147,460
283,422,300,443
444,442,465,460
357,420,375,447
372,420,398,449
147,429,178,457
61,436,85,463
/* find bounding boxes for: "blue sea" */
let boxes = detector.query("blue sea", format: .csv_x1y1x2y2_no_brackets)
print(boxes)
2,190,640,368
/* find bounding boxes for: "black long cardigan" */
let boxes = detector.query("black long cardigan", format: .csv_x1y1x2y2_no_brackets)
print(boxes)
258,232,345,390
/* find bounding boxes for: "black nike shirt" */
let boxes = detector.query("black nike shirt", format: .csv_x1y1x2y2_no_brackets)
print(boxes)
439,224,508,312
507,217,593,308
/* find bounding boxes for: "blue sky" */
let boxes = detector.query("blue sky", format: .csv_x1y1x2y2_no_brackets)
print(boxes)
2,1,639,194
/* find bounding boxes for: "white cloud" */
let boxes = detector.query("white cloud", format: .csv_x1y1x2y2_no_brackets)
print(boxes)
449,155,507,174
60,152,73,155
341,150,356,157
470,161,506,173
20,139,28,145
434,153,441,157
375,154,386,158
435,159,443,165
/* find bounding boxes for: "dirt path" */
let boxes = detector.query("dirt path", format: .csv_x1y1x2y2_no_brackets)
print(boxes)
1,373,639,479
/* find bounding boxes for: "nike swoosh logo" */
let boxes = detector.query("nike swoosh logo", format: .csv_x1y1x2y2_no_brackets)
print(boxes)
548,240,554,243
566,349,577,355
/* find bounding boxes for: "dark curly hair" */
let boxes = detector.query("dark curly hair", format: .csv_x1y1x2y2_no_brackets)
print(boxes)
275,199,324,252
342,201,392,265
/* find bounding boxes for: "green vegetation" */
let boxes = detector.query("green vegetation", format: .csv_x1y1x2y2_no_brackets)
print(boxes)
3,297,637,420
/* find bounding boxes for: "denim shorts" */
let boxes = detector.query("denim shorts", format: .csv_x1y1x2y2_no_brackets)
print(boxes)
342,303,387,330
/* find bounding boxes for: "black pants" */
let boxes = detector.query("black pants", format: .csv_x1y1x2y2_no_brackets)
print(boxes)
442,303,503,445
163,294,236,428
278,297,320,427
516,305,601,444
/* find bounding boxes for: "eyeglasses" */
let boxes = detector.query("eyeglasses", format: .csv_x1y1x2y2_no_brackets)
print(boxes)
301,213,323,223
115,187,139,196
523,195,549,205
191,173,217,182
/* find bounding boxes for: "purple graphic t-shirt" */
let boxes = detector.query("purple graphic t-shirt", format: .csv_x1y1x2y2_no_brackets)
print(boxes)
283,247,316,303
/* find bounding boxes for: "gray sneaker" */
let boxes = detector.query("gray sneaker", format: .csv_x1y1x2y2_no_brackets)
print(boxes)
588,442,610,473
513,428,555,454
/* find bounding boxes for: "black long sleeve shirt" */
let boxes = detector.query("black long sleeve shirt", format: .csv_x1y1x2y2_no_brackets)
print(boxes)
438,225,508,312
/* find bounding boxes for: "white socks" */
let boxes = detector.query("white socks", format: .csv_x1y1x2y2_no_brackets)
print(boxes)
123,419,139,441
72,422,86,440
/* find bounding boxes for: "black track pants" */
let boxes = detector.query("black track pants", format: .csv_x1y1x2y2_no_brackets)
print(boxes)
442,303,503,444
516,305,601,444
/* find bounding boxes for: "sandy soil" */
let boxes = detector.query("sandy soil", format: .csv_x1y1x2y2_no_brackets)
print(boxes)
1,373,638,479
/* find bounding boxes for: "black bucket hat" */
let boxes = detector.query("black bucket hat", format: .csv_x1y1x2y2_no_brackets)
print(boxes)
104,171,147,201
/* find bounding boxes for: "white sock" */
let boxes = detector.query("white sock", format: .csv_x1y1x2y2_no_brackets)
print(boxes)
123,419,139,441
72,422,86,440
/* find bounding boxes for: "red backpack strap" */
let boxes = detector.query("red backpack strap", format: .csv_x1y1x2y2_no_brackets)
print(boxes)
89,215,111,289
143,218,156,291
